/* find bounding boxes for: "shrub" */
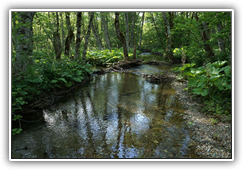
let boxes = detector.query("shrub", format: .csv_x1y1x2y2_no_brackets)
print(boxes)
86,48,139,66
172,61,231,116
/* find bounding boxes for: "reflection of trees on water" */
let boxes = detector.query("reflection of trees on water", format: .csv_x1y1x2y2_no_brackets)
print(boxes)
19,72,192,158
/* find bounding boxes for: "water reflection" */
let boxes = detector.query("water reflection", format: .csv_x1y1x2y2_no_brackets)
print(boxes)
12,69,197,159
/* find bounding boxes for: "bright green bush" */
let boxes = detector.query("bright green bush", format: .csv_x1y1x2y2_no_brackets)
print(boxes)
173,61,231,116
12,58,92,113
86,48,140,66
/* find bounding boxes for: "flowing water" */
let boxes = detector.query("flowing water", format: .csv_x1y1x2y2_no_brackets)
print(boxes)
11,64,198,159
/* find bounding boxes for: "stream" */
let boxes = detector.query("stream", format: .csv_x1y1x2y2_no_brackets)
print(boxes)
11,58,199,159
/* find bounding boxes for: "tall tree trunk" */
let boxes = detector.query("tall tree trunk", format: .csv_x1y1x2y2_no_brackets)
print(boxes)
133,39,136,59
162,12,173,63
15,12,35,73
53,12,62,60
194,12,214,58
168,12,175,48
101,12,112,50
105,14,112,48
60,12,65,52
82,12,94,62
130,12,135,48
114,12,129,61
217,22,226,53
124,12,130,52
151,13,164,49
64,12,74,57
138,12,145,50
91,20,103,50
75,12,82,59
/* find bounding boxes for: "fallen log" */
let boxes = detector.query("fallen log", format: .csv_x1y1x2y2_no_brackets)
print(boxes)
106,59,143,71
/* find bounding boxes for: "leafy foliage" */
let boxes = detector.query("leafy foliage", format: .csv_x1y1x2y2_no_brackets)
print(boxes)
12,57,92,114
86,48,140,66
173,61,231,116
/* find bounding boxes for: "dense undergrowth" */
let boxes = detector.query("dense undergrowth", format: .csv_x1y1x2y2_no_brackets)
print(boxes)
86,48,140,66
12,57,92,134
172,60,231,122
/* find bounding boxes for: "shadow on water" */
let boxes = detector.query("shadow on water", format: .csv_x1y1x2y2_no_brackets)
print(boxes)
11,64,199,159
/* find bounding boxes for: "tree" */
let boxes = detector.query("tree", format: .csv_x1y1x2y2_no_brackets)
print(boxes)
216,21,225,53
138,12,145,50
60,12,65,52
53,12,62,60
64,12,74,57
124,12,130,52
130,12,136,48
91,15,103,50
215,13,226,53
114,12,129,61
101,12,112,50
75,12,82,59
82,12,94,62
193,12,214,58
15,12,36,73
162,12,173,63
151,12,164,49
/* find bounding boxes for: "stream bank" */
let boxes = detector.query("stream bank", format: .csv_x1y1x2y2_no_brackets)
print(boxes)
170,75,232,158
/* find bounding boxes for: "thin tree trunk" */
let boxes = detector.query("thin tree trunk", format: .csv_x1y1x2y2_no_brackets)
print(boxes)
133,39,136,59
217,22,226,53
101,12,112,50
130,12,135,48
162,12,173,63
151,13,164,48
114,12,129,61
124,12,130,52
91,20,103,50
138,12,145,49
60,12,65,52
105,14,112,48
53,12,62,60
75,12,82,59
65,12,74,57
82,12,94,62
15,12,35,73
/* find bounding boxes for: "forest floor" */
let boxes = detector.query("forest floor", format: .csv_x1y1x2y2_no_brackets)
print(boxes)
170,74,232,158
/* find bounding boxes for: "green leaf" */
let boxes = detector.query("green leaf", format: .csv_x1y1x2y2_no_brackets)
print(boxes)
12,128,22,135
188,78,197,87
65,81,73,88
58,78,67,83
51,80,58,83
19,90,28,95
76,70,82,76
190,68,205,75
214,78,231,90
72,77,82,82
196,75,207,87
209,75,221,81
191,87,208,96
28,77,43,83
220,66,231,76
212,61,227,68
183,71,194,77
